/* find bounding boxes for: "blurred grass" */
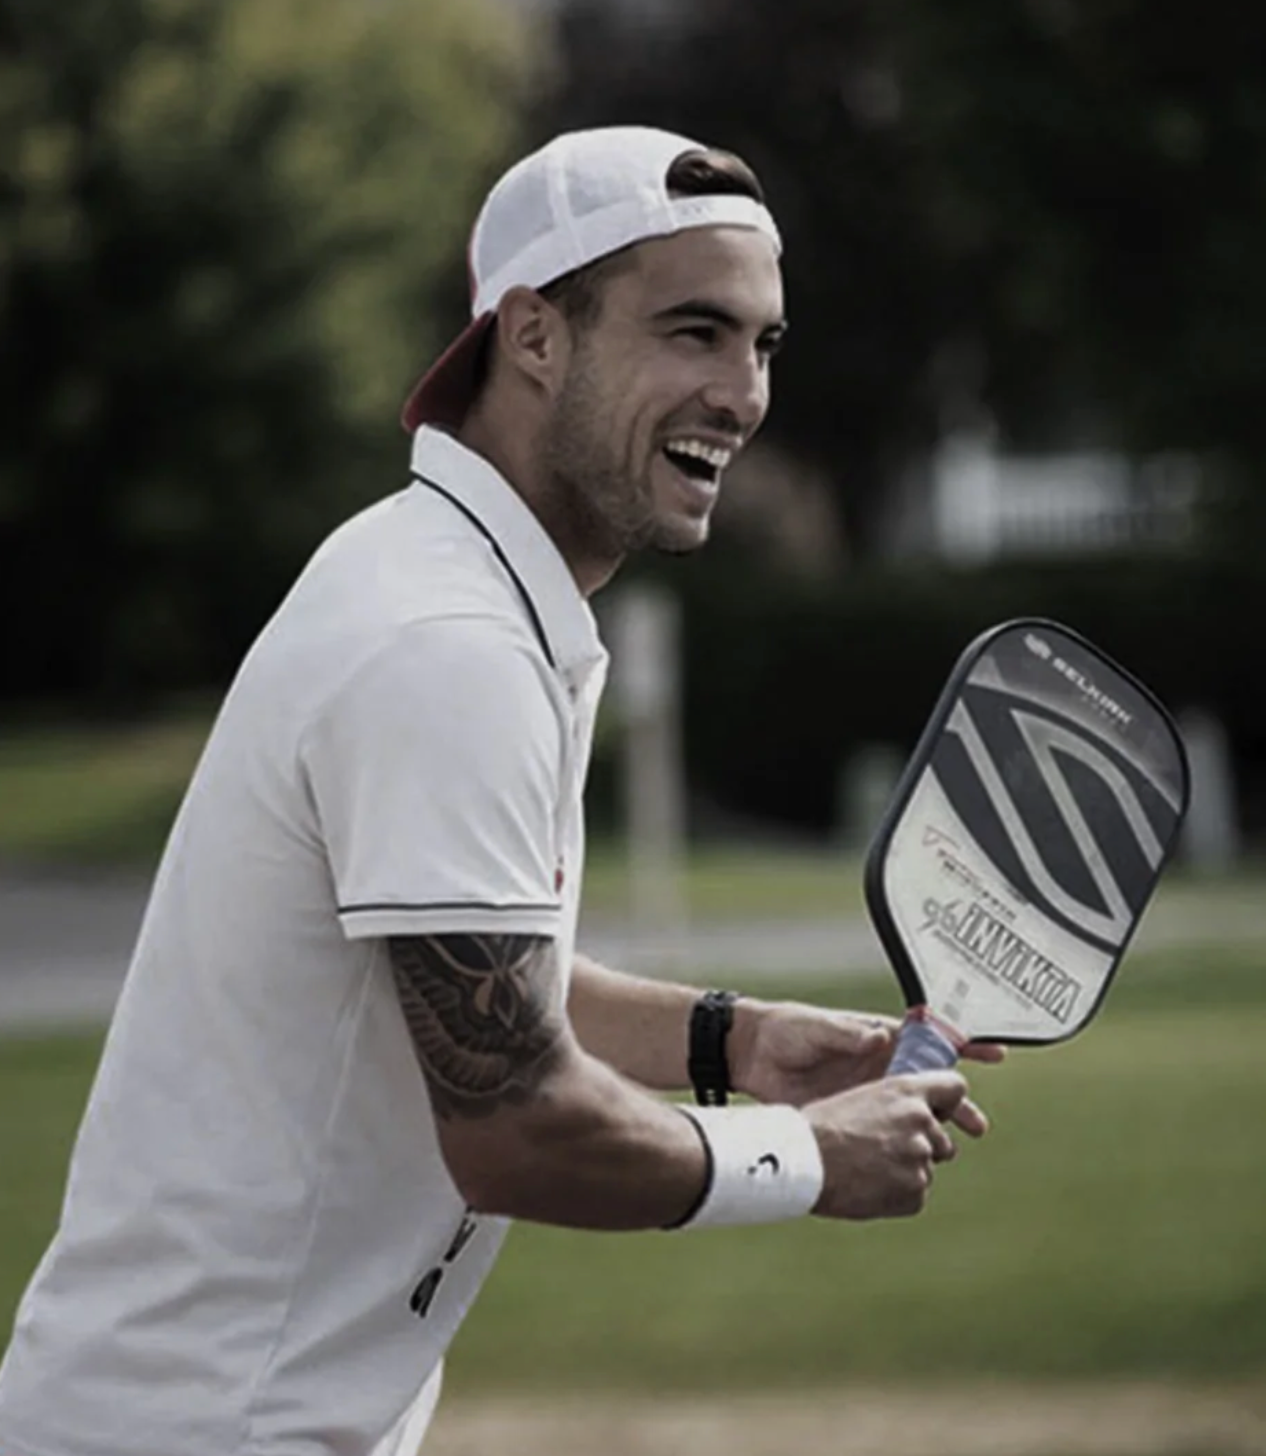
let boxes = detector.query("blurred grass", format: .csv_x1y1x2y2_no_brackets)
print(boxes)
3,948,1263,1394
0,714,209,866
0,1035,100,1323
585,840,867,920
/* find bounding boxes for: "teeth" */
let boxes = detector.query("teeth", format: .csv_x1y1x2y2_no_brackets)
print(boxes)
664,438,733,471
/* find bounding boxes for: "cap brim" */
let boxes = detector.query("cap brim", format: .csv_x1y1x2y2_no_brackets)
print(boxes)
400,314,494,434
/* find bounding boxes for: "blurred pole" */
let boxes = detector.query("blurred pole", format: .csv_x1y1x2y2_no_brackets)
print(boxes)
609,585,688,966
837,743,904,852
1177,706,1240,874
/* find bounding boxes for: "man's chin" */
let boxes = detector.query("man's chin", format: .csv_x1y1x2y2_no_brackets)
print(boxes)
649,514,711,557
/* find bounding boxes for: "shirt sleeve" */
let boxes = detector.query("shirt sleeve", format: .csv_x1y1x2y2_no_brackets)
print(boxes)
301,615,567,941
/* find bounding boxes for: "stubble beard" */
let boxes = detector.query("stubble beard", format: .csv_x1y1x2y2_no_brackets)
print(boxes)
539,361,706,568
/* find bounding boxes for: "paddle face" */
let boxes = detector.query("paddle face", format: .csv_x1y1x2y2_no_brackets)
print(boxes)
865,619,1191,1047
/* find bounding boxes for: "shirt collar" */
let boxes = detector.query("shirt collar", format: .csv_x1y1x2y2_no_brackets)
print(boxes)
408,427,607,690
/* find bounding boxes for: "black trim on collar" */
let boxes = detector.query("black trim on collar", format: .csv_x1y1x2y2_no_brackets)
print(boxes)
411,471,557,670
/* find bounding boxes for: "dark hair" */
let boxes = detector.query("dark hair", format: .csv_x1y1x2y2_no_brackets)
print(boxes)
540,147,767,327
665,148,766,206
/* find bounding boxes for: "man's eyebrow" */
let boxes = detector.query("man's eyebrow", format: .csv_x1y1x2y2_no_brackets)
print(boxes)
653,300,789,341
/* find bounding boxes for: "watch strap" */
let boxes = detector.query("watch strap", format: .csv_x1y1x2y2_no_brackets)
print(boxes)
688,989,740,1106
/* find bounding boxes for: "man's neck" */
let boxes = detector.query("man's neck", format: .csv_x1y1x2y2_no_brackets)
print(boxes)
456,409,619,598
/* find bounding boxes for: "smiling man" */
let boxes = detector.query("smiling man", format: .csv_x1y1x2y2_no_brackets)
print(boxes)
410,133,788,588
0,128,996,1456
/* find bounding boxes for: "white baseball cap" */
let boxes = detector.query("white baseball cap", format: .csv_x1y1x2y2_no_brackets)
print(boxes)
401,125,782,433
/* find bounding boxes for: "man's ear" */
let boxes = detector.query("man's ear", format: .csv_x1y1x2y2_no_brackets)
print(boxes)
494,287,571,397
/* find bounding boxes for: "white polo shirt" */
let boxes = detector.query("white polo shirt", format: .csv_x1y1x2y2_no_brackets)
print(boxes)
0,428,608,1456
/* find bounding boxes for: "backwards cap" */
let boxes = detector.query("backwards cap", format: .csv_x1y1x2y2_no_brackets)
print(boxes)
401,125,781,433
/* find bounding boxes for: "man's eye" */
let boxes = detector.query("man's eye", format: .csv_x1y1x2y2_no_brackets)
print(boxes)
676,325,717,346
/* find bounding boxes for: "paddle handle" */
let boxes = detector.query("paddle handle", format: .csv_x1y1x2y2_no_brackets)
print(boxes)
888,1011,961,1075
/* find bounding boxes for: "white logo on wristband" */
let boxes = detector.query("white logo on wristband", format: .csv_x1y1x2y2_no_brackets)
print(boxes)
673,1104,825,1229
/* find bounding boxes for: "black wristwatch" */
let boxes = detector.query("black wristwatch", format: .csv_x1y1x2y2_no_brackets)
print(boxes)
688,989,740,1106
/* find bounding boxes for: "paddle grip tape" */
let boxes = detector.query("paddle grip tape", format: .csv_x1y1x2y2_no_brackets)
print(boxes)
667,1104,825,1229
888,1014,961,1076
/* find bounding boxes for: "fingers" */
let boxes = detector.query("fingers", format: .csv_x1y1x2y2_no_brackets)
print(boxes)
960,1040,1007,1064
897,1127,955,1215
948,1096,989,1138
879,1068,992,1134
890,1086,964,1213
892,1165,932,1218
927,1122,958,1163
838,1010,1002,1064
905,1070,970,1121
912,1126,957,1166
899,1070,989,1139
807,1069,992,1220
825,1010,899,1051
916,1073,991,1137
832,1012,897,1054
841,1010,902,1035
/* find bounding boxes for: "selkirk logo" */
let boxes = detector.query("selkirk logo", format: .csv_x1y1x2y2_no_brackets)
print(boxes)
1024,634,1132,727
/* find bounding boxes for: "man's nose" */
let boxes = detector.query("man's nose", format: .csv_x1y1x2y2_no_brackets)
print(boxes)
702,351,769,435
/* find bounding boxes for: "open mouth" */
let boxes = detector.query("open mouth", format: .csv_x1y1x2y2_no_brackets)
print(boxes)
661,438,734,489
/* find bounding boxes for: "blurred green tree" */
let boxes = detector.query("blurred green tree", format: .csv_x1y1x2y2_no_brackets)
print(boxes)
541,0,1266,556
889,0,1266,545
0,0,529,702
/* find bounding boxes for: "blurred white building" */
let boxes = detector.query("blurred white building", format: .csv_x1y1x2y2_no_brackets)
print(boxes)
880,430,1203,563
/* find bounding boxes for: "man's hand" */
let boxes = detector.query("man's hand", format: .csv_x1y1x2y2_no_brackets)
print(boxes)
727,998,1006,1107
808,1072,987,1220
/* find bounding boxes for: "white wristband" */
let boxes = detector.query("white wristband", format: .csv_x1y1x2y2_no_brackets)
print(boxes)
668,1104,825,1229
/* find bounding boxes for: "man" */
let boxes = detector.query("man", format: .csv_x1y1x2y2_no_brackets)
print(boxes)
0,127,999,1456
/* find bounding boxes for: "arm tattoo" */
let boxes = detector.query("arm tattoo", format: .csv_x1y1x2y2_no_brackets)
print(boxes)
388,934,565,1120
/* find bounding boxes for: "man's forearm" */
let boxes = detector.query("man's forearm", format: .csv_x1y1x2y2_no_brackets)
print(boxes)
568,952,744,1091
389,933,712,1228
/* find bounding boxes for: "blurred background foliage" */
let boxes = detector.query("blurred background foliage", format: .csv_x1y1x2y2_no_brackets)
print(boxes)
0,0,527,702
4,0,1266,844
541,0,1266,550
